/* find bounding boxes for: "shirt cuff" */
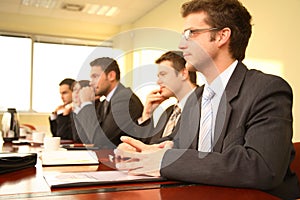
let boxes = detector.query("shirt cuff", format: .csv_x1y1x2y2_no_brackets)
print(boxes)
50,113,57,120
137,117,144,125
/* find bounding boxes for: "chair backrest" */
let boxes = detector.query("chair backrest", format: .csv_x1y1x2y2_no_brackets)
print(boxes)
291,142,300,184
21,124,36,131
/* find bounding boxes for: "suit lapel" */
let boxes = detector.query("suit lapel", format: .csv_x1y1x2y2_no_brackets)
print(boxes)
100,83,124,122
150,106,174,143
177,86,202,149
213,62,248,152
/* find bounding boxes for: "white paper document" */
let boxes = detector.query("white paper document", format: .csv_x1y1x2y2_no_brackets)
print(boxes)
41,150,99,166
43,170,165,188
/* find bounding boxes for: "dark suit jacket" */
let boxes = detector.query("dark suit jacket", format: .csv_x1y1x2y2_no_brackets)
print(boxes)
74,83,143,149
49,114,73,140
160,62,300,199
138,86,202,145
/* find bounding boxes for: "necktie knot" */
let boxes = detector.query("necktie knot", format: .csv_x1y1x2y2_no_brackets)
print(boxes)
203,87,215,100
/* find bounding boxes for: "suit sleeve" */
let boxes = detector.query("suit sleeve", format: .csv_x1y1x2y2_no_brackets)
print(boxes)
102,89,143,144
132,106,175,144
54,114,73,140
74,88,143,149
161,77,294,191
49,117,57,137
74,103,112,148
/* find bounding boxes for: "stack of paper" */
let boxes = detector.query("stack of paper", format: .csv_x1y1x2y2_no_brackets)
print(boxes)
41,150,99,166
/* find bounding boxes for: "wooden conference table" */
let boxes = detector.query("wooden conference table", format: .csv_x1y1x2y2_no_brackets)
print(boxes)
0,141,280,200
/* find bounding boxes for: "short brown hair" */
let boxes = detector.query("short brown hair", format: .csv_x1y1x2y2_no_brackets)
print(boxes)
59,78,75,90
155,51,197,84
181,0,252,61
90,57,121,81
155,51,186,72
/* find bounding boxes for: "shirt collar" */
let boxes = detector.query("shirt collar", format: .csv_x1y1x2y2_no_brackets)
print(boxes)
206,60,238,97
105,83,118,102
177,87,196,110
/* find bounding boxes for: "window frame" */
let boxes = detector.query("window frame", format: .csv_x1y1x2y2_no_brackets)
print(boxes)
0,32,112,113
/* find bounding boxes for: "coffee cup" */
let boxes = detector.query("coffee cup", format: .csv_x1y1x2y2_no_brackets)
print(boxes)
43,137,60,151
32,131,45,143
19,127,27,138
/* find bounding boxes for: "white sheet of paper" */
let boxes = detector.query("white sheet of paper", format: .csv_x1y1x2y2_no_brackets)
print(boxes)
41,150,99,166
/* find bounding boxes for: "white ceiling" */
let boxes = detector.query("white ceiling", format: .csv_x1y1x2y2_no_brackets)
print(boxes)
0,0,167,25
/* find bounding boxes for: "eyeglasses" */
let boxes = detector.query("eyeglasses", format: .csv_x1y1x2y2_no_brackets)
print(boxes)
182,27,220,40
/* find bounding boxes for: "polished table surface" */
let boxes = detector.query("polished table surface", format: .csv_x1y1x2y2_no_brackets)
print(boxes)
0,142,280,200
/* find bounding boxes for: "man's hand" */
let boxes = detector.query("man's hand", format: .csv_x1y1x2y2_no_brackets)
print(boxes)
63,103,73,115
141,88,167,122
53,104,72,116
79,86,95,103
114,136,173,177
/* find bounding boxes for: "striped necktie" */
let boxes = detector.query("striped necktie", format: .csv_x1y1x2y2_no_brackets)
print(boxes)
162,104,181,137
198,87,215,152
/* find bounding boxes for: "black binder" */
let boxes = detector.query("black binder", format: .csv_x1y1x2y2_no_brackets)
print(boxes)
0,153,37,174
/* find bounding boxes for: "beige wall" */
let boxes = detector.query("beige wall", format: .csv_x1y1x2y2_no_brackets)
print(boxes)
241,0,300,142
0,0,299,141
133,0,186,31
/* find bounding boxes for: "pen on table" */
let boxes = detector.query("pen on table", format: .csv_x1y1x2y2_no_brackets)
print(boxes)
65,144,95,147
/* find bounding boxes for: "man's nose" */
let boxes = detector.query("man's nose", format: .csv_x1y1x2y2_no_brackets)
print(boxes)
157,78,162,85
178,37,187,50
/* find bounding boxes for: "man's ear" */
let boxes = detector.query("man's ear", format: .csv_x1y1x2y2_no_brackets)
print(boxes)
216,27,231,47
107,71,116,81
180,68,189,81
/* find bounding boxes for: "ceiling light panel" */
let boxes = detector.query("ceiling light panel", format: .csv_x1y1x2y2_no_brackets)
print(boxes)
21,0,57,8
82,3,119,17
96,5,110,15
105,6,119,17
82,4,99,14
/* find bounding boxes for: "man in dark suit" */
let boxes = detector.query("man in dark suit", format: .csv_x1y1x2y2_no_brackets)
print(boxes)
49,78,75,140
137,51,200,145
73,57,143,149
115,0,300,199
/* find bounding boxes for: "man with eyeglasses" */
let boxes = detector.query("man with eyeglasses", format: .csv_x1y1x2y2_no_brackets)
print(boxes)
114,0,300,199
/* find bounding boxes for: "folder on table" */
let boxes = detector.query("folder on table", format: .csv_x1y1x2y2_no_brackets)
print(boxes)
0,153,37,174
43,170,165,188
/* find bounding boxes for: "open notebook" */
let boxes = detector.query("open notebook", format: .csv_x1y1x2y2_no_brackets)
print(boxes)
43,170,165,188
